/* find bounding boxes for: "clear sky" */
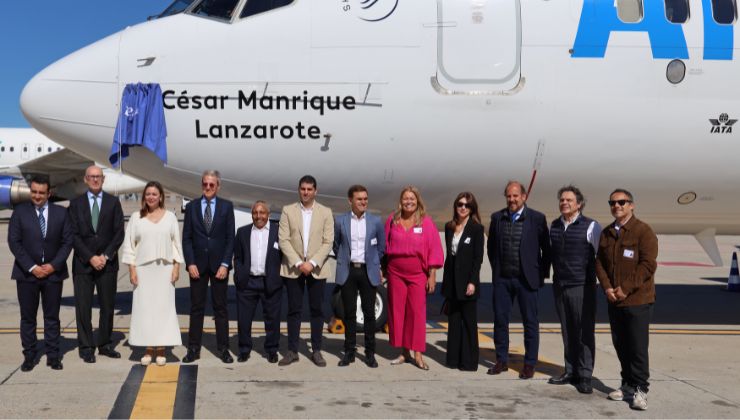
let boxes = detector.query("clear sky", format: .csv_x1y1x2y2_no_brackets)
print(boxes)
0,1,171,127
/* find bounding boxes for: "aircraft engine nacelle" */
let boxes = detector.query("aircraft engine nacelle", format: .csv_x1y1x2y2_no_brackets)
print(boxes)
0,176,31,209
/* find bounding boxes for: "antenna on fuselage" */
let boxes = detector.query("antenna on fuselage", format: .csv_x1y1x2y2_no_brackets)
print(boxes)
527,139,545,196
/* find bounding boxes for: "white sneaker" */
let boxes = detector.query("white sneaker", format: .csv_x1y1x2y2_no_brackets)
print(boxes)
608,388,631,401
155,356,166,366
630,389,648,410
140,355,152,366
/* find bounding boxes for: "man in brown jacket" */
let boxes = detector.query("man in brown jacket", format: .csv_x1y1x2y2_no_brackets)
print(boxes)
596,188,658,411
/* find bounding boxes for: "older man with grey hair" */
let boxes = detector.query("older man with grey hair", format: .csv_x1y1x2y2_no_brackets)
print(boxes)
182,170,235,364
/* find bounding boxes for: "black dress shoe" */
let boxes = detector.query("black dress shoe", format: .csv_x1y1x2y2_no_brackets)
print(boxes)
338,352,355,367
365,352,378,368
20,358,35,372
182,350,200,363
237,352,250,363
575,378,593,394
47,358,63,370
81,353,96,364
519,364,535,379
486,361,508,375
267,353,279,364
98,348,121,359
220,349,234,364
548,372,575,385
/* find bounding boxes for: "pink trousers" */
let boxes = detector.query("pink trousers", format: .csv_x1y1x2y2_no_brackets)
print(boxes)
387,257,427,352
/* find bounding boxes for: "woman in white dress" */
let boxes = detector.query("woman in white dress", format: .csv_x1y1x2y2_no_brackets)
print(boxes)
121,181,184,366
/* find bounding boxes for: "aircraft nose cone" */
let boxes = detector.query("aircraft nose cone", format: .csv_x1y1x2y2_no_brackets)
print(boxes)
20,32,122,153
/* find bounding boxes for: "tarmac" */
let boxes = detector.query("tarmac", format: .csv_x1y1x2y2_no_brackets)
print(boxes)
0,198,738,418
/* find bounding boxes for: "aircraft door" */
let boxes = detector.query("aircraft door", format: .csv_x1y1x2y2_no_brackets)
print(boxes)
434,0,522,94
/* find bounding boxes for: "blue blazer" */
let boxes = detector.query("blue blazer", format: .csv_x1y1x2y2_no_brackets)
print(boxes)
182,196,235,274
8,202,74,283
333,211,385,286
487,206,551,290
233,221,283,294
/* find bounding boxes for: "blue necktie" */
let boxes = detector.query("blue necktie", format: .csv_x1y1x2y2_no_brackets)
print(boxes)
204,200,213,233
38,207,46,238
511,213,518,223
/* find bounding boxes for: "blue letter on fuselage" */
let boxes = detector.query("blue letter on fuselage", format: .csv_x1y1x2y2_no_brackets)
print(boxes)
572,0,688,59
701,0,734,60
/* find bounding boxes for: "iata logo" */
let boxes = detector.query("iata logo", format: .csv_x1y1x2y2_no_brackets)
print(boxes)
340,0,399,22
709,113,737,134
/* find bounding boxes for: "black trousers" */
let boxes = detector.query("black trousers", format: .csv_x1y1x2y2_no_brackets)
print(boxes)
493,276,539,365
17,280,63,359
553,283,596,379
340,266,377,353
608,303,652,393
236,277,282,356
73,271,118,355
188,272,230,352
446,298,479,370
284,275,325,353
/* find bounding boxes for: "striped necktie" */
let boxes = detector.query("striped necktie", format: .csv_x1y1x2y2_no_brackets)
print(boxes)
38,207,46,238
204,200,213,233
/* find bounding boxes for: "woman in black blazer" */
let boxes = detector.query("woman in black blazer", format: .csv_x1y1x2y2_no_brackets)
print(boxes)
442,192,484,371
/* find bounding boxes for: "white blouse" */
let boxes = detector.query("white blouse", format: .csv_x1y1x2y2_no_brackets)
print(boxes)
121,211,184,266
451,231,463,256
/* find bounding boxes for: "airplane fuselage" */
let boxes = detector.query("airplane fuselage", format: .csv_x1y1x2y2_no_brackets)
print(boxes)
20,0,740,234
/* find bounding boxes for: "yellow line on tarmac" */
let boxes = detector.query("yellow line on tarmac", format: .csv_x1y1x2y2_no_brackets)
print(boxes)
130,364,180,420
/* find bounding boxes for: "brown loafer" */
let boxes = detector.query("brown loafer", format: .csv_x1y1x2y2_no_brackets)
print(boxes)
486,361,508,375
519,364,535,379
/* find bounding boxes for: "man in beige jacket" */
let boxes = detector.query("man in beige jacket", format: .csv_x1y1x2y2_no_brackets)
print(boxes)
278,175,334,366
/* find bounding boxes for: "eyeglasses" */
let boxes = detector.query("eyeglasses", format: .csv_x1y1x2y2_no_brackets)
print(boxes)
608,199,632,207
456,202,470,209
202,182,217,188
86,175,103,180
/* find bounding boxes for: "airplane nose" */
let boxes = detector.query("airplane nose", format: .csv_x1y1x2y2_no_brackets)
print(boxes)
20,32,122,153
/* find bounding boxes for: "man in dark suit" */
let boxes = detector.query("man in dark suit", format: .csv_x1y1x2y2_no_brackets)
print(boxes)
333,185,385,368
486,181,550,379
233,201,282,363
8,175,74,371
68,165,125,363
182,170,235,363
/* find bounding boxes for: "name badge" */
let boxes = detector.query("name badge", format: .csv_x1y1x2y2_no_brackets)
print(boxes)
464,237,471,244
413,227,423,234
370,238,378,246
623,249,634,258
273,242,280,250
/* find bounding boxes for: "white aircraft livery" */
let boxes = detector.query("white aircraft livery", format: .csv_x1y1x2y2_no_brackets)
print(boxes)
19,0,740,265
0,128,146,207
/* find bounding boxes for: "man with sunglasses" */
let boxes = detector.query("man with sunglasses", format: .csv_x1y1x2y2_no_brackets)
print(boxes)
596,189,658,411
182,170,235,363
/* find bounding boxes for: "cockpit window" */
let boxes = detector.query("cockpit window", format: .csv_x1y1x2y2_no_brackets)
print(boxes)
241,0,294,19
157,0,196,18
192,0,240,21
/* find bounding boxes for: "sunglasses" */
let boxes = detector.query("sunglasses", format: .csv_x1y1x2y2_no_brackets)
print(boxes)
608,199,632,207
456,202,470,209
202,182,217,188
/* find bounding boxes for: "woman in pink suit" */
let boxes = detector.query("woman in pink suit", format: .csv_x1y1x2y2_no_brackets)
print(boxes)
384,186,444,370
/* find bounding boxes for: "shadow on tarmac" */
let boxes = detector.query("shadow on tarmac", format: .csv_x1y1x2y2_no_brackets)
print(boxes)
59,282,740,326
